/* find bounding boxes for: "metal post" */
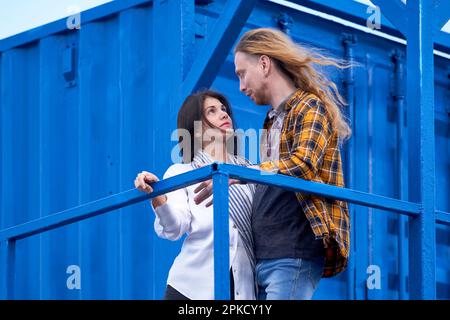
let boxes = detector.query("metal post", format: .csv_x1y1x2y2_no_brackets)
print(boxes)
181,0,257,99
391,51,408,300
342,33,356,300
0,240,6,299
212,167,230,300
0,239,15,299
447,70,450,116
406,0,436,299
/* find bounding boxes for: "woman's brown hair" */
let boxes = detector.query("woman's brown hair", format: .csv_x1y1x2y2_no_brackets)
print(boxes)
177,90,238,163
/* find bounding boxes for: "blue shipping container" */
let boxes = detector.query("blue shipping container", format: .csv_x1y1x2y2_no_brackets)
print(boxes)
0,0,449,299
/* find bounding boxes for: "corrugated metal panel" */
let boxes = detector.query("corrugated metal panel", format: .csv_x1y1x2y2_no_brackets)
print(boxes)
1,2,163,299
0,0,449,299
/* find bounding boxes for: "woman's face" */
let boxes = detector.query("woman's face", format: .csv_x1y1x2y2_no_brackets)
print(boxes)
202,96,233,132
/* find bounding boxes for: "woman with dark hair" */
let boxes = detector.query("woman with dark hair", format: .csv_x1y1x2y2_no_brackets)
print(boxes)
134,90,255,300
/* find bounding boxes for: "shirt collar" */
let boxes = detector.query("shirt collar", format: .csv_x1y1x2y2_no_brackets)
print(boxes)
193,150,213,164
268,90,299,120
268,108,283,120
283,88,305,112
192,150,236,165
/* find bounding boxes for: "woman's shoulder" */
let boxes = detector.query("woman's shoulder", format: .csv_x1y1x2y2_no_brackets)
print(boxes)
230,154,253,166
163,163,193,179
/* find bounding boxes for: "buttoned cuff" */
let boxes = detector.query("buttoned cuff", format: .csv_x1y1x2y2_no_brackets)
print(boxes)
259,161,280,174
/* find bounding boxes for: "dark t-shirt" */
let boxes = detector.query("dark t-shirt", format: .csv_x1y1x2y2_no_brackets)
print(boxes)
252,184,325,260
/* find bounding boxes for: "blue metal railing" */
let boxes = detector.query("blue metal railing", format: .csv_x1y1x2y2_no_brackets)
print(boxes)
1,162,449,299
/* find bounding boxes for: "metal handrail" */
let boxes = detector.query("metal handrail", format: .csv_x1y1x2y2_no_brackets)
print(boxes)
1,162,449,299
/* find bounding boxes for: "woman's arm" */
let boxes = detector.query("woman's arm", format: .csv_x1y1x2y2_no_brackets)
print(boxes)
135,164,192,240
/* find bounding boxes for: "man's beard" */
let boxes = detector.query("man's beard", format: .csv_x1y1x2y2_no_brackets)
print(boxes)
253,93,268,106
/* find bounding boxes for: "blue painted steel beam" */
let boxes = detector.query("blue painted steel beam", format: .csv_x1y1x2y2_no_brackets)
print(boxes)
435,32,450,52
281,0,450,52
0,0,153,52
369,0,408,37
393,51,409,300
0,240,15,299
353,61,370,300
433,0,450,32
181,0,257,98
406,0,436,300
436,210,450,226
217,164,421,216
342,34,356,300
0,165,214,242
212,169,230,300
283,0,406,41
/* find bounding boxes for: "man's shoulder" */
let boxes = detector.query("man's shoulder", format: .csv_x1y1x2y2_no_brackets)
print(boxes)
290,92,326,116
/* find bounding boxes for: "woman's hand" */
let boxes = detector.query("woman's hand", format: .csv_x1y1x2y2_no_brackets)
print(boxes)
134,171,167,208
134,171,158,192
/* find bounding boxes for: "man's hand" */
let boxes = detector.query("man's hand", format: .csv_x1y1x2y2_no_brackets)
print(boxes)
193,178,240,207
193,164,261,207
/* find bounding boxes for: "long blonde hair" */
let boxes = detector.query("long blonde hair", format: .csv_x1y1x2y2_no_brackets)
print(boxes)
234,28,352,141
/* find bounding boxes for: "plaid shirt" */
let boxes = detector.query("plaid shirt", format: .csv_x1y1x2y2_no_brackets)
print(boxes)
259,89,350,277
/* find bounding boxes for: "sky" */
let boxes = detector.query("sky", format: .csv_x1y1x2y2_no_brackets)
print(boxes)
0,0,448,40
0,0,112,40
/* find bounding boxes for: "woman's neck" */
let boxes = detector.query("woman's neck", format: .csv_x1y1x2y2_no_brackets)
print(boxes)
203,143,228,163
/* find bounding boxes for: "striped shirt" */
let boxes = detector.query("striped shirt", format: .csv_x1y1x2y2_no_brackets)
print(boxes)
192,151,256,271
259,89,350,277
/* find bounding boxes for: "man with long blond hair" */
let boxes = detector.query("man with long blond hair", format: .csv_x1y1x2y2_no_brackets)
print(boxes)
234,28,351,300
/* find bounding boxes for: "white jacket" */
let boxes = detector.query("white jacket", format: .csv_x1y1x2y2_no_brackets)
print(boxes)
152,163,255,300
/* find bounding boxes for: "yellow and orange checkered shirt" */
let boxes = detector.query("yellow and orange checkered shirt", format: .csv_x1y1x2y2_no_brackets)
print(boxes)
259,89,350,277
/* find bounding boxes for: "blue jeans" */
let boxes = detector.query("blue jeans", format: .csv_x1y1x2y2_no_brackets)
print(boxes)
256,257,324,300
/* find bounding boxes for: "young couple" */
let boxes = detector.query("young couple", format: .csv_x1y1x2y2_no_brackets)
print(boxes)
134,28,351,300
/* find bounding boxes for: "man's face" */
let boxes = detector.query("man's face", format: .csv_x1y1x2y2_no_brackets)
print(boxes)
234,51,267,105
